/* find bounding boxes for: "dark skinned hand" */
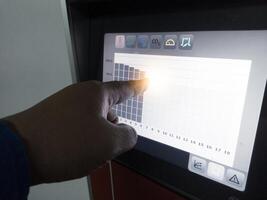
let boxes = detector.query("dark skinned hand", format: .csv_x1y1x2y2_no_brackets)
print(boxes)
4,79,148,185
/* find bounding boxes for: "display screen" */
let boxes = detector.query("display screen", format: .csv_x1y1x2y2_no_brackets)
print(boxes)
102,31,267,191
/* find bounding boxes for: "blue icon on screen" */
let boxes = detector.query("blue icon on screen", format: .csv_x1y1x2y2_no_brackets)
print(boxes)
137,35,149,48
126,35,136,48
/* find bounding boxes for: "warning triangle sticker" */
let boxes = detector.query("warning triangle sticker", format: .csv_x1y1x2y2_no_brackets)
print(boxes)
229,175,239,184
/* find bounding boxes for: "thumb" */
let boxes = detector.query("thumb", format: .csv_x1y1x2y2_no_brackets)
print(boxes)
106,122,138,158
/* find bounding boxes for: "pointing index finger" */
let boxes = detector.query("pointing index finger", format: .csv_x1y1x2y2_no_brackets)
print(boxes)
103,79,149,106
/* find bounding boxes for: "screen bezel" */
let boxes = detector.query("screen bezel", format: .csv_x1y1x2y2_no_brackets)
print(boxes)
68,2,267,200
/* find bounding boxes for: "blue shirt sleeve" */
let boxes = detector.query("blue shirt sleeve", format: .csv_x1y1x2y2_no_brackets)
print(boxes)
0,121,30,200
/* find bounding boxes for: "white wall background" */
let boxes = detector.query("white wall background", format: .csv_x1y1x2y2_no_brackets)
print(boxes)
0,0,90,199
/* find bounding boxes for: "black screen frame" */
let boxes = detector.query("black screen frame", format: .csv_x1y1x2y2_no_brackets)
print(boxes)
67,2,267,200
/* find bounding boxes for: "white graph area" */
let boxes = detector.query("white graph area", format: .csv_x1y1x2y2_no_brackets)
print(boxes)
114,53,251,167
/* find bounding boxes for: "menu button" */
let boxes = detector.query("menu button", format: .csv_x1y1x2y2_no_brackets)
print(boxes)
226,169,245,187
191,156,207,173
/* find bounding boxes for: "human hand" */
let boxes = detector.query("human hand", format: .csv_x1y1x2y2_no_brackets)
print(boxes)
4,80,148,185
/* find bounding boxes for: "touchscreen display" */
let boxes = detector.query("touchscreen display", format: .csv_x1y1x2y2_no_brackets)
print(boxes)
102,31,267,191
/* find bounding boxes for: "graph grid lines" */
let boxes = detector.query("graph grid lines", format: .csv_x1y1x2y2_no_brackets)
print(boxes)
112,63,145,123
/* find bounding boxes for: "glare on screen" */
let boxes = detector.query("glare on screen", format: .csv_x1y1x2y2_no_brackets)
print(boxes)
145,68,171,94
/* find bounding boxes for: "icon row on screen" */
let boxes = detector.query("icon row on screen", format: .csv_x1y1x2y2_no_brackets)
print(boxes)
188,155,246,191
115,34,193,50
